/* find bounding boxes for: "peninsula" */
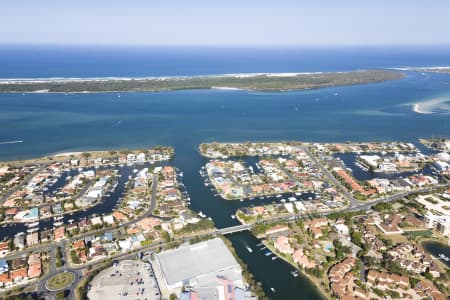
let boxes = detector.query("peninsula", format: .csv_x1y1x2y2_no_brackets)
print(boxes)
0,70,403,93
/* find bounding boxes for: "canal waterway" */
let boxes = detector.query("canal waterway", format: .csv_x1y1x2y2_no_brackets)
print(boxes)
0,47,450,299
422,240,450,268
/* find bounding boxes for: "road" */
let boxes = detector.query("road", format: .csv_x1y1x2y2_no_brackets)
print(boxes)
4,163,448,299
0,163,48,204
300,145,361,207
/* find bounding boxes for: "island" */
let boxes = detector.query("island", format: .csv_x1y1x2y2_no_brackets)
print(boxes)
0,70,403,93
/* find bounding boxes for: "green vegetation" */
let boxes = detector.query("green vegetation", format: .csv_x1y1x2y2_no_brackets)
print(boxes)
372,202,393,212
404,230,432,240
177,219,215,234
251,223,272,237
70,250,80,264
55,247,63,267
0,70,403,93
46,272,75,291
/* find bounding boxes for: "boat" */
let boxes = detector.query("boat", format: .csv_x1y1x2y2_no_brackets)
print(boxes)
256,242,263,247
53,221,64,227
438,253,450,261
291,270,299,277
246,246,253,253
271,256,278,260
270,288,276,293
276,194,282,198
264,251,272,256
231,215,236,219
27,228,39,233
26,222,39,228
133,169,138,173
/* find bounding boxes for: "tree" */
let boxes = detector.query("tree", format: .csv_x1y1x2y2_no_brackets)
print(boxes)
351,231,363,247
56,291,65,300
161,230,171,243
169,293,177,300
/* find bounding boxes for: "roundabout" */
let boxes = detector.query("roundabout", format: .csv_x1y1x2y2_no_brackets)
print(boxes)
45,271,76,292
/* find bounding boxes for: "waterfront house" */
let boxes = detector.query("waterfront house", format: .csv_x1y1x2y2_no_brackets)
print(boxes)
11,267,28,282
39,205,52,218
26,232,39,246
137,153,146,162
39,229,53,242
54,226,65,241
0,273,12,287
112,211,128,223
292,249,316,269
274,236,294,255
13,234,25,249
265,225,289,238
11,258,27,270
0,242,9,257
127,153,136,163
0,260,8,274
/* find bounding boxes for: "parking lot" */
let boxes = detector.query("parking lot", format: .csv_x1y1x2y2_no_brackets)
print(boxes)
87,260,161,300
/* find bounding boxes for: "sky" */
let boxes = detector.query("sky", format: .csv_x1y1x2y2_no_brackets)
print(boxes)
1,0,450,46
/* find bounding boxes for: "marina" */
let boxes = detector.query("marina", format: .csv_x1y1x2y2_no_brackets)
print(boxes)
0,47,449,299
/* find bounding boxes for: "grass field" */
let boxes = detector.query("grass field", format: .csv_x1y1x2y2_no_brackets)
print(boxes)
404,230,432,240
46,272,75,291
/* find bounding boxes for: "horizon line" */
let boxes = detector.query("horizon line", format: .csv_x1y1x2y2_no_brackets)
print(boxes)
1,43,450,48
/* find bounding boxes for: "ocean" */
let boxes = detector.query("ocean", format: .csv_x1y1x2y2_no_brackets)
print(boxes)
0,46,450,299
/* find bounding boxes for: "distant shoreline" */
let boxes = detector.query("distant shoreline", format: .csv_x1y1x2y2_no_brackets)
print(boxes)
0,70,403,93
395,66,450,73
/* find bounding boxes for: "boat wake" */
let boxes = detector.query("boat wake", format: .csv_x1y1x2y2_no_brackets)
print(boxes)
0,140,23,145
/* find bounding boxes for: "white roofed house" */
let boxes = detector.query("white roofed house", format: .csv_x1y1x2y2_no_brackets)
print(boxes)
127,153,136,163
137,152,146,162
